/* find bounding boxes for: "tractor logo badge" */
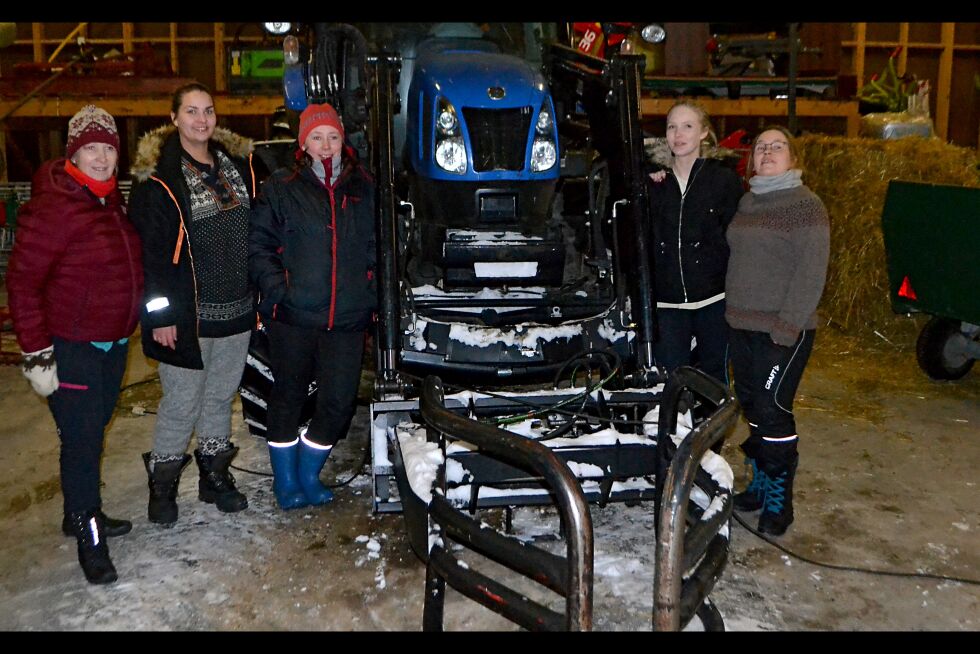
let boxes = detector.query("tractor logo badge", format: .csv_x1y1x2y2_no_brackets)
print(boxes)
488,86,506,100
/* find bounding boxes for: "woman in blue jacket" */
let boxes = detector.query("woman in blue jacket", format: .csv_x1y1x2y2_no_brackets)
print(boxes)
249,103,377,510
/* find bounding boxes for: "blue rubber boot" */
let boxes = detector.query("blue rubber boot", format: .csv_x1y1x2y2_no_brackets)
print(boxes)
267,441,309,510
298,438,334,505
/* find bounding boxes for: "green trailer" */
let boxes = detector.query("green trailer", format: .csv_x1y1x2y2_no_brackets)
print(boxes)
881,180,980,380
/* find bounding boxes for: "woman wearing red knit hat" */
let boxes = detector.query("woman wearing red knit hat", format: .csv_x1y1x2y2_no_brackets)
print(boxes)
249,102,377,510
6,104,144,585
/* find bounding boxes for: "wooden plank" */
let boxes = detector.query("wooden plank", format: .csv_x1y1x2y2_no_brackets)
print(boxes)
122,23,134,54
214,24,226,93
640,97,861,136
169,23,179,75
0,95,283,118
31,23,44,63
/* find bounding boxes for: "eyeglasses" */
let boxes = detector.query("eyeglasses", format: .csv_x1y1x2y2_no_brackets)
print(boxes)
754,141,789,154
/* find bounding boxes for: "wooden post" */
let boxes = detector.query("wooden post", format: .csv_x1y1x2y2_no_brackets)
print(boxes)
122,23,134,54
897,23,909,76
32,23,44,63
935,23,955,141
853,23,866,89
213,23,226,93
170,23,179,75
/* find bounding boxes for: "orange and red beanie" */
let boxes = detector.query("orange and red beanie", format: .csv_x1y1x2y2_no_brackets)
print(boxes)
297,103,345,146
66,104,120,160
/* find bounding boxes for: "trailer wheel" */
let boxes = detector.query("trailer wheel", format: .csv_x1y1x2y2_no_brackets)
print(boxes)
916,317,976,380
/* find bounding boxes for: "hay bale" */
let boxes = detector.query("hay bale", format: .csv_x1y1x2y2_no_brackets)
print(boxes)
796,135,980,343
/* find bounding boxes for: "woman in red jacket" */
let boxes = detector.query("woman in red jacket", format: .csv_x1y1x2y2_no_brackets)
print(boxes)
6,105,143,585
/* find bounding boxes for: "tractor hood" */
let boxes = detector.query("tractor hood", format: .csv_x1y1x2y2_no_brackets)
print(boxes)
414,50,548,110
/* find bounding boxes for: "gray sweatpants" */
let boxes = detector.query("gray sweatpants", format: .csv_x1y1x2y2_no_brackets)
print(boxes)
151,332,250,459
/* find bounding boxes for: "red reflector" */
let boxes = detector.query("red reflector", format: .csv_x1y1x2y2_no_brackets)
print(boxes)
898,276,917,301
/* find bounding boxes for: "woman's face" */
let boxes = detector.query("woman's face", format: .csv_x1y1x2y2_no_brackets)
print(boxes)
752,129,795,177
171,90,216,147
665,105,708,160
303,125,343,161
72,142,118,181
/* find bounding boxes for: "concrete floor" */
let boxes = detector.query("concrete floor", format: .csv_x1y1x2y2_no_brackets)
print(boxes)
1,289,978,630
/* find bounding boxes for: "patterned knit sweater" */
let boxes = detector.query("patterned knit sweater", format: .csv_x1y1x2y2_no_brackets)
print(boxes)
724,185,830,346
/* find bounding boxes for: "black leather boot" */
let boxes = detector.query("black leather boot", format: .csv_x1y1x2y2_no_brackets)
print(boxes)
733,457,767,512
194,445,248,513
62,510,132,538
143,452,192,525
67,509,117,585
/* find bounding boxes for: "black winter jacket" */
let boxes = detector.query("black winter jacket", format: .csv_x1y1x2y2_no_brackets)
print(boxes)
128,126,256,369
249,153,377,332
647,158,744,306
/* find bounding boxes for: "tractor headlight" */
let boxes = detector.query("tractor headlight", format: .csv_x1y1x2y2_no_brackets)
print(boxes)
263,22,292,36
531,100,557,172
530,139,557,172
535,107,553,135
435,138,467,174
434,97,466,174
437,108,457,135
641,24,666,44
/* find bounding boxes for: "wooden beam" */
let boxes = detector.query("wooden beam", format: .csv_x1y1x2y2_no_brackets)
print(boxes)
640,97,862,137
897,23,909,76
0,95,283,119
935,23,955,141
853,23,866,88
214,24,226,93
122,23,134,54
31,23,44,63
169,23,179,75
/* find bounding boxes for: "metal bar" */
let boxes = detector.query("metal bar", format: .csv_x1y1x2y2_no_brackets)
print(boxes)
652,366,738,631
368,55,402,388
421,376,593,630
430,494,569,595
610,53,657,372
428,546,566,632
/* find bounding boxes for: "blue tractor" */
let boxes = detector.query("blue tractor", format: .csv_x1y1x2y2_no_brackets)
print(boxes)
242,22,737,632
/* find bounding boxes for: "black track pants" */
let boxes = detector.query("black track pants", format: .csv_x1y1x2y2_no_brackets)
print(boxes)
729,327,814,439
265,320,365,447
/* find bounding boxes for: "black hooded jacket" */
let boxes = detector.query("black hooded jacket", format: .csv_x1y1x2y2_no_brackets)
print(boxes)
647,157,744,306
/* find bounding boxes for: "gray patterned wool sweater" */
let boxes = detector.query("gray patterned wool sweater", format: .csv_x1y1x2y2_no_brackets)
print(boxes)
724,185,830,346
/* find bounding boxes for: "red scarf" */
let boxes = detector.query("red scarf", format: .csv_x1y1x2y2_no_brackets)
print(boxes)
64,159,117,198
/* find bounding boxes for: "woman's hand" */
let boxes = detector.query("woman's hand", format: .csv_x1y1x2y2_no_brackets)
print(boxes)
153,326,178,350
649,170,667,183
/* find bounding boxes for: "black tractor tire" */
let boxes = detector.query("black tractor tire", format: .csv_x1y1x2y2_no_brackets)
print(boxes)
915,317,976,381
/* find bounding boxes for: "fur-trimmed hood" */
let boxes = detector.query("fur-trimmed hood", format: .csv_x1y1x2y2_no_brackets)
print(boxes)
643,136,738,169
129,125,253,182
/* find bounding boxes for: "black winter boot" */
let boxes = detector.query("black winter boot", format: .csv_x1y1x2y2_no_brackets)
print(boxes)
733,457,767,512
143,452,192,525
194,446,248,513
62,510,132,538
67,509,117,585
757,455,799,536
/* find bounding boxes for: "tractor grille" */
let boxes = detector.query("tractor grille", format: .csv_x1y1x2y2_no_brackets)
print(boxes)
462,107,531,172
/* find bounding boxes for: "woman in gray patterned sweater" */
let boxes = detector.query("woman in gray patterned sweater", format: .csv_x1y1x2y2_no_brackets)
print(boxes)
724,126,830,536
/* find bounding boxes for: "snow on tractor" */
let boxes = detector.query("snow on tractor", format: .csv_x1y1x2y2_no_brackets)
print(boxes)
241,22,738,631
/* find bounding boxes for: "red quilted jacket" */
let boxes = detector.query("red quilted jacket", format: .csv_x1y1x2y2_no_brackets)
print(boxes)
7,159,144,353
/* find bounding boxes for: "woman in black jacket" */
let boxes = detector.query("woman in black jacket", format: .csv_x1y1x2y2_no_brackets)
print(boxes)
249,103,377,510
128,83,256,526
647,101,744,383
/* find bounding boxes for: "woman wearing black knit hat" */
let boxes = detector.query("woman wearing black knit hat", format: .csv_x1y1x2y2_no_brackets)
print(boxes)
128,83,257,527
249,102,377,510
725,126,830,536
6,104,144,584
